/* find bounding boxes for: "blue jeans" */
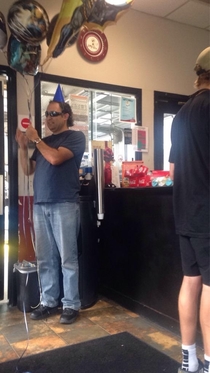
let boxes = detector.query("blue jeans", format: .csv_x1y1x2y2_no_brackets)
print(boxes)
33,202,81,310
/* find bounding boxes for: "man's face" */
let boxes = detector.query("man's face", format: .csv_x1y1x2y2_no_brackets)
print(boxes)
45,102,68,134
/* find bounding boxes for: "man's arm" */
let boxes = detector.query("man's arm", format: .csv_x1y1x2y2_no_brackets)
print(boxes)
26,125,74,165
15,128,36,176
169,162,174,181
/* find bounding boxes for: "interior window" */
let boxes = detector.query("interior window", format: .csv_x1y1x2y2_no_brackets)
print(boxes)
163,114,175,171
35,74,142,163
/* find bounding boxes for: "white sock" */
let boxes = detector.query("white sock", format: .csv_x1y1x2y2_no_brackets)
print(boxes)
204,354,210,373
181,344,198,371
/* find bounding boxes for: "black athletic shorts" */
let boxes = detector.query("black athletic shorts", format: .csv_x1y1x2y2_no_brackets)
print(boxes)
179,235,210,286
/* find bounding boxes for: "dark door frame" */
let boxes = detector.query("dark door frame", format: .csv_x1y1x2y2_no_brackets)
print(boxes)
154,91,189,170
0,65,18,305
0,80,4,300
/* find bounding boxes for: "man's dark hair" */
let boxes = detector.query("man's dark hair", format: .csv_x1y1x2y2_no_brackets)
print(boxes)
49,100,74,127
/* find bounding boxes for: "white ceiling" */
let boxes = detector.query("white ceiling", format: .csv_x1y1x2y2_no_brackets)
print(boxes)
131,0,210,30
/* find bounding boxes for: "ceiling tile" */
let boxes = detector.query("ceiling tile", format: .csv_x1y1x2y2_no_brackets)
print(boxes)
131,0,188,17
166,1,210,29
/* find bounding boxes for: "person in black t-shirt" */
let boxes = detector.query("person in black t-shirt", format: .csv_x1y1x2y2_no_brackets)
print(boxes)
169,47,210,373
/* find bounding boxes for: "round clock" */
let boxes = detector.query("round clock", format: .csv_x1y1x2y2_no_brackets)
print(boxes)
78,28,108,62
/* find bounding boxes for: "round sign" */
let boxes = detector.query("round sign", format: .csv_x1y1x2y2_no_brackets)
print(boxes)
21,117,30,129
77,27,108,62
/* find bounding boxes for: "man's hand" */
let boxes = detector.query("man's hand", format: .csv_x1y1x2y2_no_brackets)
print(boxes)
25,124,39,142
15,128,29,149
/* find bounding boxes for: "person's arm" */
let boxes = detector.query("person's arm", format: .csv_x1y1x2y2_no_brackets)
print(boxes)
15,128,36,176
169,162,174,181
26,125,74,165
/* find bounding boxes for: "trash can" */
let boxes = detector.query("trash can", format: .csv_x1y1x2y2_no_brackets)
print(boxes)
14,261,40,312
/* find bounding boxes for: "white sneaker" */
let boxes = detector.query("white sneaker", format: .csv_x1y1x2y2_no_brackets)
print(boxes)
178,359,204,373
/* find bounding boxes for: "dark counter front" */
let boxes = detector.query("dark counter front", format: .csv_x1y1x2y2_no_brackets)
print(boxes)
99,187,183,323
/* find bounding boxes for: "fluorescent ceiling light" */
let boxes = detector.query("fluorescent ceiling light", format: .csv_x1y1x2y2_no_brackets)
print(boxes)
105,0,132,5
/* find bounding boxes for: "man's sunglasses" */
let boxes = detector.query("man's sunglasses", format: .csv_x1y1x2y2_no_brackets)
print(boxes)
45,111,63,117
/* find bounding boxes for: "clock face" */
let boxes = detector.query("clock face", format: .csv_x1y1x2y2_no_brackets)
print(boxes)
78,28,108,62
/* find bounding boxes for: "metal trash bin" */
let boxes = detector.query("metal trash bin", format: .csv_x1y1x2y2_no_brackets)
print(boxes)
14,261,40,312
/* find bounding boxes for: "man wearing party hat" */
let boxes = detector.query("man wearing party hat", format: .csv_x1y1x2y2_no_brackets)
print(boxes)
169,47,210,373
16,85,85,324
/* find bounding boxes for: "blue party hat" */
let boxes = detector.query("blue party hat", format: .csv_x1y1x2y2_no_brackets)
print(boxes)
53,84,65,102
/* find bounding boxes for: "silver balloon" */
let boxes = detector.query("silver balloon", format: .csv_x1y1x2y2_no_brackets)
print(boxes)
7,34,41,76
0,12,7,49
7,0,49,45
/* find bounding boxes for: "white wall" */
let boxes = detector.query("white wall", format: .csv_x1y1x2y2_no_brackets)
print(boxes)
0,1,209,169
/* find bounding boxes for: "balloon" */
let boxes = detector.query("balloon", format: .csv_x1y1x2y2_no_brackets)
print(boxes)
84,0,133,31
42,0,83,64
46,12,79,53
7,0,49,45
43,0,133,64
46,13,59,47
7,34,41,75
0,12,7,49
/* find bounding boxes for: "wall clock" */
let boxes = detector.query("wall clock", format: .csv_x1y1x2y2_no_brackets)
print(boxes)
78,27,108,62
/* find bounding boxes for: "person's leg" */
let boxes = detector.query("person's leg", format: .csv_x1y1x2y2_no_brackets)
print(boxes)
192,237,210,373
178,235,203,372
51,202,81,311
178,275,202,346
33,203,60,308
178,275,202,372
200,285,210,372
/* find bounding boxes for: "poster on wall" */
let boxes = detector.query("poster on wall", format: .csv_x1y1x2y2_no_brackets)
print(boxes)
132,126,148,152
69,94,89,152
119,97,136,123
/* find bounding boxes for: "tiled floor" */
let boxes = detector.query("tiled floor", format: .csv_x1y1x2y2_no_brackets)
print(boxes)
0,296,204,367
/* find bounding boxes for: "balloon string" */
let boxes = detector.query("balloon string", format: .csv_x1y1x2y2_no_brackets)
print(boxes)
22,76,33,124
19,77,36,255
1,50,8,64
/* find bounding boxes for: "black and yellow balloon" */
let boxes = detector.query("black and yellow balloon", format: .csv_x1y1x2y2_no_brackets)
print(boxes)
43,0,83,64
43,0,133,65
0,12,7,50
7,34,41,75
7,0,49,45
84,0,133,31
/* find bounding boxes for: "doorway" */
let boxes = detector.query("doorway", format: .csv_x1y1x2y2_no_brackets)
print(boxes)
154,91,189,170
0,66,18,305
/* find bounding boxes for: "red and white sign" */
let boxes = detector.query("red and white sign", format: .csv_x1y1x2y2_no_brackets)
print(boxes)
21,117,30,129
18,114,34,131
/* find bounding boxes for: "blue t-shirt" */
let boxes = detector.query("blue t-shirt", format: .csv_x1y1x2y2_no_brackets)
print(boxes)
31,130,86,204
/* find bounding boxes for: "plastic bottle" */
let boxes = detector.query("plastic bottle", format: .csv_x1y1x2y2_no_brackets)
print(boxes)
84,167,92,181
80,167,95,196
104,162,112,185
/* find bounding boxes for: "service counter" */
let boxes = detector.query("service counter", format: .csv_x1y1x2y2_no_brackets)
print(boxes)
99,187,183,323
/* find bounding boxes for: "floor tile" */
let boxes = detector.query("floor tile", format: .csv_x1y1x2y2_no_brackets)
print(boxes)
0,335,19,363
0,296,197,367
59,324,109,345
47,314,95,334
11,334,67,357
1,320,56,344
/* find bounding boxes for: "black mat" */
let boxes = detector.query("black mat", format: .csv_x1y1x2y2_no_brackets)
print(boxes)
0,332,180,373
